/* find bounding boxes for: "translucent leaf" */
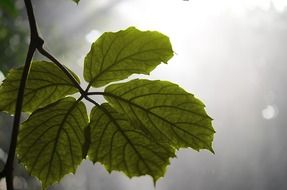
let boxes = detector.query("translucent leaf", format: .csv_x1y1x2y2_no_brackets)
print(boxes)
0,61,80,114
84,27,173,88
17,97,88,189
104,79,215,152
88,103,175,181
72,0,80,4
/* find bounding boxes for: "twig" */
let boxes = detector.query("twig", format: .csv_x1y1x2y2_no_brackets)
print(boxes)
1,1,86,189
37,47,85,94
2,1,41,189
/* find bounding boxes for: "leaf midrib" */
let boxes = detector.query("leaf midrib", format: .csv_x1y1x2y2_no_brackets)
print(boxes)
89,48,171,87
45,100,80,184
103,92,213,149
95,104,154,175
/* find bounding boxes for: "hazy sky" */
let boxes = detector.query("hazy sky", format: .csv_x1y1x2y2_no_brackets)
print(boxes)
1,0,287,190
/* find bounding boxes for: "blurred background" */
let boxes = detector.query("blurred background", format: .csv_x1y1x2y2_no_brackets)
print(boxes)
1,0,287,189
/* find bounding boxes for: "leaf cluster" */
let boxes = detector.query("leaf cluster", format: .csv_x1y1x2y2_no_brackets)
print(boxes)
0,26,214,189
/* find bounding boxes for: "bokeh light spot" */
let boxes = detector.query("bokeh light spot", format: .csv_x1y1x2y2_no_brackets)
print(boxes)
262,105,278,120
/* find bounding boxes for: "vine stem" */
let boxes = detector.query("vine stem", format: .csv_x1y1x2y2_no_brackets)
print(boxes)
2,0,40,189
37,47,85,95
5,42,37,190
0,0,83,189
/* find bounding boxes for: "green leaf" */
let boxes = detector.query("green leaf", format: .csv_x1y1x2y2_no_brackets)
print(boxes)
88,103,175,181
84,27,173,88
104,79,215,152
0,61,80,114
72,0,80,4
17,97,88,189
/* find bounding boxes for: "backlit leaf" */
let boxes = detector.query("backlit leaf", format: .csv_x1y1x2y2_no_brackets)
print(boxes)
88,103,175,181
72,0,80,4
84,27,173,88
17,97,88,189
104,79,215,152
0,61,80,114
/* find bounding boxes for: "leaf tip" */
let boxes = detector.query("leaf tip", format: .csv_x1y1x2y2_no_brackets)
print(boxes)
153,178,157,188
210,147,215,154
72,0,80,4
106,166,112,174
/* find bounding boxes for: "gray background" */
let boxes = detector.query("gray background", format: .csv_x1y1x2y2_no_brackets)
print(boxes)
1,0,287,189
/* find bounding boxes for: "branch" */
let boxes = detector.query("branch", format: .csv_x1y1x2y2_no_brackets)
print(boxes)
5,43,37,190
87,92,104,96
1,1,85,189
24,0,38,38
37,47,85,94
2,0,41,189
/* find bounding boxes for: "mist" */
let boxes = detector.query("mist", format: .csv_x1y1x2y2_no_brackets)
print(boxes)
2,0,287,189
